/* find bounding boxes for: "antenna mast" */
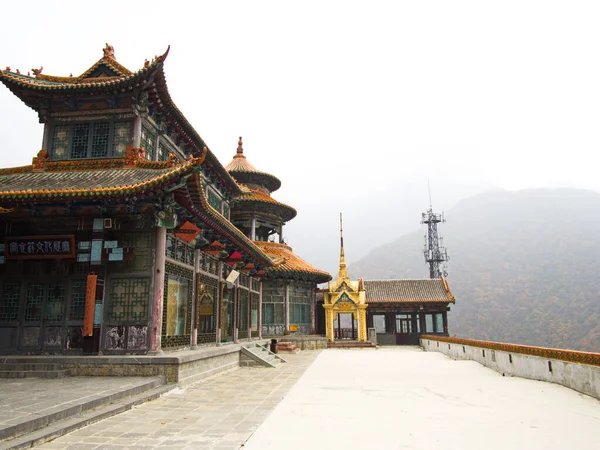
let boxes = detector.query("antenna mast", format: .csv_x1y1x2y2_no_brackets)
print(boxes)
421,187,449,278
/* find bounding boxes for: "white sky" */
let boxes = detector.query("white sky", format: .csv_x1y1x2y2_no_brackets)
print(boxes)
1,1,600,275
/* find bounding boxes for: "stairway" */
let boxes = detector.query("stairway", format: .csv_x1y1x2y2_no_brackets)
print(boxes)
327,340,377,349
276,341,300,353
0,376,173,450
0,362,71,379
240,344,287,368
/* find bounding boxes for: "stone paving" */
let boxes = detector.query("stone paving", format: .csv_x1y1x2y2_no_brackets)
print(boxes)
32,351,320,450
0,376,162,435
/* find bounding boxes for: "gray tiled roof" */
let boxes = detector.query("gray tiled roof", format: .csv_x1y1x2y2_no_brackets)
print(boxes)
364,279,455,304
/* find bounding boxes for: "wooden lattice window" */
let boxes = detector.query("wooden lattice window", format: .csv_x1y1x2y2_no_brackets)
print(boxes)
113,122,130,156
71,123,91,158
69,281,86,320
25,283,44,322
222,202,230,220
45,283,65,321
50,121,131,159
51,126,69,159
0,282,20,321
108,278,150,323
207,188,223,212
140,125,155,160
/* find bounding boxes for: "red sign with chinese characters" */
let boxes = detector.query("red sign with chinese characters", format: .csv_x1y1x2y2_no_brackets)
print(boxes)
5,236,76,259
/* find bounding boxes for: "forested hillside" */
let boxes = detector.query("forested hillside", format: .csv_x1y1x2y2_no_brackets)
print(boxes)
349,189,600,352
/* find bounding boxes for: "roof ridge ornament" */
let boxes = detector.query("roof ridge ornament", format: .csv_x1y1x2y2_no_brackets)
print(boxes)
103,43,115,59
32,149,49,172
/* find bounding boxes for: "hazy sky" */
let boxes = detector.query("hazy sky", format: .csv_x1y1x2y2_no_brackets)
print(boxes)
1,1,599,276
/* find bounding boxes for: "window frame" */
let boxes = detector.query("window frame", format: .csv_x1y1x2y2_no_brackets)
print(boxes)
50,120,132,160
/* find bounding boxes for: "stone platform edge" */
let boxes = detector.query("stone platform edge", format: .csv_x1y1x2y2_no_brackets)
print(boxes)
0,340,270,384
421,335,600,400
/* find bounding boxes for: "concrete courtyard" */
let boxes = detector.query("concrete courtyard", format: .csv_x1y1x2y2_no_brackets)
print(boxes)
26,347,600,449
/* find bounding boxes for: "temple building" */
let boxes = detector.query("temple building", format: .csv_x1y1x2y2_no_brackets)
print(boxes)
225,138,331,335
0,45,327,355
318,216,455,346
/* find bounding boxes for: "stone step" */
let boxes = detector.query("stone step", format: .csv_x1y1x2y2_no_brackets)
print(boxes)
0,381,175,450
0,363,64,371
276,342,300,353
0,370,71,379
0,376,167,447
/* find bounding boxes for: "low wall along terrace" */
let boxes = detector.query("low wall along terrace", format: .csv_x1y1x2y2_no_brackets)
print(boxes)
420,335,600,400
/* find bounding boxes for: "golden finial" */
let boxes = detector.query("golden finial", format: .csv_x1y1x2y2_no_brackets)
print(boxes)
338,212,349,280
237,136,244,155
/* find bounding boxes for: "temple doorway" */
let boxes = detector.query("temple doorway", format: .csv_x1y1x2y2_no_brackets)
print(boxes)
333,313,356,340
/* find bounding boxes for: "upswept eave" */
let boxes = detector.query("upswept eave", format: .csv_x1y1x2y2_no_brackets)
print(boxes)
0,148,204,202
254,241,332,283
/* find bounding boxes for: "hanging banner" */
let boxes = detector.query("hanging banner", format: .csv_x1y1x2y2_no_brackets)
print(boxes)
83,274,97,337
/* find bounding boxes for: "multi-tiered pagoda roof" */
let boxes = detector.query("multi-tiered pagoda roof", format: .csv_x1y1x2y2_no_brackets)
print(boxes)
225,138,331,283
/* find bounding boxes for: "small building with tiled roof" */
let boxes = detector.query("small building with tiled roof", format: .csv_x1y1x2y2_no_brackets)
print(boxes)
0,45,283,355
362,278,455,345
225,138,331,336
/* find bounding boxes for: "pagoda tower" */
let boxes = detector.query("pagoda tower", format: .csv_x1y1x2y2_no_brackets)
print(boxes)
225,138,331,336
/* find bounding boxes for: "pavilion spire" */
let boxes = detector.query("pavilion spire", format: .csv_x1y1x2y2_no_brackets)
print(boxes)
235,136,245,158
338,212,349,280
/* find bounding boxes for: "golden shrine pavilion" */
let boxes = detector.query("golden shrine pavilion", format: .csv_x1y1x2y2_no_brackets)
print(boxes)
0,45,330,355
318,215,456,346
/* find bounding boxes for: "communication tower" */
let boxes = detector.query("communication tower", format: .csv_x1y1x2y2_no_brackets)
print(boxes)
421,186,449,278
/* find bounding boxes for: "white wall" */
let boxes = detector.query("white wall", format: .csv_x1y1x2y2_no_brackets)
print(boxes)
421,338,600,400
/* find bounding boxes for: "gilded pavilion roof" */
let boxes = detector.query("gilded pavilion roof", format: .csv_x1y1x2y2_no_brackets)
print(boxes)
363,278,455,304
225,137,281,193
254,241,332,283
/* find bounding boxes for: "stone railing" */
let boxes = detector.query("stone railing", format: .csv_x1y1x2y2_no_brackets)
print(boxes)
420,335,600,399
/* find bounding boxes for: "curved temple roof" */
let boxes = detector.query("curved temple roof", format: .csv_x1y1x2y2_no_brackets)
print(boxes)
225,137,282,193
254,241,332,283
0,148,274,268
0,44,242,197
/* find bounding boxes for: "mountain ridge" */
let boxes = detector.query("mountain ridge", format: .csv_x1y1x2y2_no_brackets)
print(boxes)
348,188,600,352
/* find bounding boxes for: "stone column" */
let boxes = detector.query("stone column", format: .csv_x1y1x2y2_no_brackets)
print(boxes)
133,116,142,147
149,227,167,352
279,222,284,244
191,250,200,349
216,262,223,345
284,283,290,334
311,289,316,334
233,278,239,343
247,287,252,340
41,123,50,150
153,133,161,161
258,280,263,339
250,216,256,241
